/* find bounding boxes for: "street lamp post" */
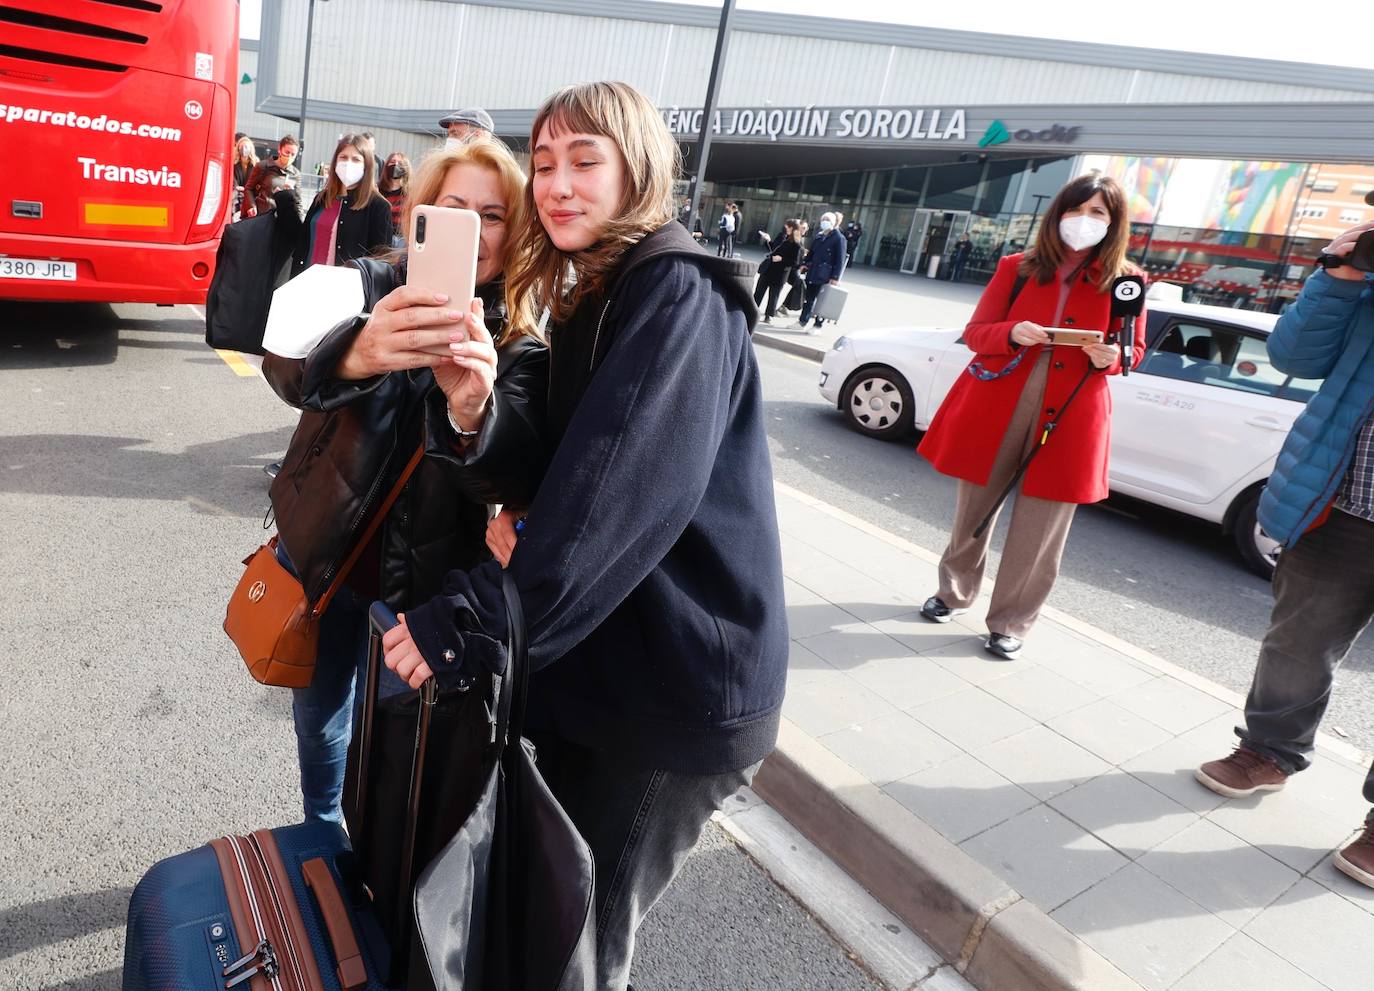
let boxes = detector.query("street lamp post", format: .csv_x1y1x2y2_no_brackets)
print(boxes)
298,0,327,159
685,0,737,234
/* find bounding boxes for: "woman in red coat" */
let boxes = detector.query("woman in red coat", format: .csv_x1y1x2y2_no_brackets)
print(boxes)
917,174,1146,659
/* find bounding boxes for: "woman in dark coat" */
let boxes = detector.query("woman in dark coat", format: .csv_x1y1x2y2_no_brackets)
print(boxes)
290,132,394,276
754,218,803,323
263,140,547,824
917,174,1146,660
382,81,787,987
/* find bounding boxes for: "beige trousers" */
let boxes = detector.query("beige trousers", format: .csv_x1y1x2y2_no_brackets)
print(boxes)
936,351,1078,639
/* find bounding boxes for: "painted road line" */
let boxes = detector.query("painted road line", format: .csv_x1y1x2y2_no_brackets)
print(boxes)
188,305,260,377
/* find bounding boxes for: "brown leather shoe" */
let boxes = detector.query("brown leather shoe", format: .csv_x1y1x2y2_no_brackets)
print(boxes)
1335,821,1374,890
1195,746,1290,799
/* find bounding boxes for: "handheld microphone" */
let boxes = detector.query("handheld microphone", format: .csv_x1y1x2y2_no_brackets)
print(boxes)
1110,275,1146,378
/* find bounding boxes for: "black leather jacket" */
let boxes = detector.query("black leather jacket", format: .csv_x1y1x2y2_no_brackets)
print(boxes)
262,258,548,611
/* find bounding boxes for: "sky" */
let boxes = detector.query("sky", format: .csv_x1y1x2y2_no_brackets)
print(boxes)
238,0,1374,71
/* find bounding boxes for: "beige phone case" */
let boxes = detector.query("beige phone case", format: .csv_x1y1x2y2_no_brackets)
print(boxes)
1048,329,1105,347
406,205,480,355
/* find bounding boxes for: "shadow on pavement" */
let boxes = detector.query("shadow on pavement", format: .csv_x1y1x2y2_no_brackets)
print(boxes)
0,886,131,960
0,303,121,369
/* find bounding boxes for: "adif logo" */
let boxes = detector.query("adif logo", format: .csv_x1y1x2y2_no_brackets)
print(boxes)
184,100,203,120
979,120,1011,148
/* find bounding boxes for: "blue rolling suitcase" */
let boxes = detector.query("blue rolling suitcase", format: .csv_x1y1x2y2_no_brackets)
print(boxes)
122,820,392,990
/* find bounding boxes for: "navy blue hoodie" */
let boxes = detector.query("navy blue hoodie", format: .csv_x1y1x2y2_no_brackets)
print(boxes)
404,221,788,774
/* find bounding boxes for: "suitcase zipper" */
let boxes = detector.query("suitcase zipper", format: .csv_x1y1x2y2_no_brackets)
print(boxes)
220,836,285,991
229,834,315,991
250,831,328,991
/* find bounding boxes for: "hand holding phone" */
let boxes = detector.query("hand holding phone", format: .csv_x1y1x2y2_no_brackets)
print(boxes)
1048,329,1105,348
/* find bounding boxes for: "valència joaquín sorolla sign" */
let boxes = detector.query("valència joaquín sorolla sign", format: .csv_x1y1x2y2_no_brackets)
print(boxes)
661,106,968,143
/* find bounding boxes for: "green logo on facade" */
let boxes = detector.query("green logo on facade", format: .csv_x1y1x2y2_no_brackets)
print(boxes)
979,120,1011,148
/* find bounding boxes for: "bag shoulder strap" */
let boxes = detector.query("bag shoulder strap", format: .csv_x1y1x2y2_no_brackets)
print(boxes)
312,443,425,617
1008,272,1029,313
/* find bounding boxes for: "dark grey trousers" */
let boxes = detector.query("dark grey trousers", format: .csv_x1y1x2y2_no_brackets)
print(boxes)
1238,509,1374,815
530,734,758,991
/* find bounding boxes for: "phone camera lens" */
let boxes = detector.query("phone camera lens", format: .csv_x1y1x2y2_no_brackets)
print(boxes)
416,214,426,244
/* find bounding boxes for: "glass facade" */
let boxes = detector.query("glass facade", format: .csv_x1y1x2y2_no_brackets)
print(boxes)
695,154,1333,314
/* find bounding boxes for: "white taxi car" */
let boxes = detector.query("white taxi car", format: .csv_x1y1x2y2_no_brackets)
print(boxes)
818,292,1318,578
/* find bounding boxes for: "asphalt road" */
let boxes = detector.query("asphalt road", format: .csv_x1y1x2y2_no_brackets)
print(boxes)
0,302,880,991
757,345,1374,754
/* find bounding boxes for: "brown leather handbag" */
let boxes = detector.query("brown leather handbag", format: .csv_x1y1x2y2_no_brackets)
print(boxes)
224,445,426,688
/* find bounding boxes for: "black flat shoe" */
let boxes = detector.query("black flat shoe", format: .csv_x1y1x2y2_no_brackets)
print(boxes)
984,633,1023,661
920,595,966,623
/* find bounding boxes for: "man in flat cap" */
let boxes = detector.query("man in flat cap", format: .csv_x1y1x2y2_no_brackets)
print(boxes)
439,108,495,148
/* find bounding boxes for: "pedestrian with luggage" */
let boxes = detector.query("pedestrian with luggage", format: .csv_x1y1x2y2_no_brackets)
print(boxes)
290,133,394,277
916,174,1146,660
754,218,803,323
797,210,847,331
261,138,548,825
1194,218,1374,889
382,80,788,990
717,201,737,257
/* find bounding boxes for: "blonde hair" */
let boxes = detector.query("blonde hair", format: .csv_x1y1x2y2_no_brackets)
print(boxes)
404,140,539,345
1019,173,1137,293
235,139,258,168
510,81,680,323
321,133,378,211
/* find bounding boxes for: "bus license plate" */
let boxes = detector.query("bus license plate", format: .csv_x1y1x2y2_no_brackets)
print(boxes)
0,258,77,281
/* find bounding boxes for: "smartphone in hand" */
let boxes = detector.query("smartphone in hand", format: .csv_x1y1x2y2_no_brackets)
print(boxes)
1048,329,1105,347
407,205,481,355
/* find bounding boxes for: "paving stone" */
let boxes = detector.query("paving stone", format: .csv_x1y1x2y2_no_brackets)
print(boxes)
820,709,962,786
797,622,912,672
980,664,1102,723
915,966,976,991
870,610,979,655
1107,675,1233,736
1242,877,1374,991
782,666,897,737
1051,864,1233,991
1207,788,1359,874
1170,932,1327,991
919,638,1037,688
846,653,969,711
1049,770,1197,858
974,725,1111,802
960,804,1129,913
909,687,1037,752
1035,642,1157,697
1136,818,1300,929
1287,753,1374,827
785,641,838,687
1310,849,1374,918
785,579,861,639
883,754,1040,843
1120,731,1230,815
1046,698,1174,766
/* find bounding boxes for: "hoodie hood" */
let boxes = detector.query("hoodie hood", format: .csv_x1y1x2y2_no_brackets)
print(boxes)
615,221,760,332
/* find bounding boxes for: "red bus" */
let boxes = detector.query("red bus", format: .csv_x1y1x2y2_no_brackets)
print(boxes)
0,0,237,304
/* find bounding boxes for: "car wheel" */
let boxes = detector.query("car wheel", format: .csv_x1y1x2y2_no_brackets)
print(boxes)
1233,488,1279,580
840,366,915,440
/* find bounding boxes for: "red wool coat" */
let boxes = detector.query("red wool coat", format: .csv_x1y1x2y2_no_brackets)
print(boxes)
917,253,1147,504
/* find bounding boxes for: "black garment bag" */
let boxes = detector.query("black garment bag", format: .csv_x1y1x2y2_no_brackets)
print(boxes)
205,188,301,354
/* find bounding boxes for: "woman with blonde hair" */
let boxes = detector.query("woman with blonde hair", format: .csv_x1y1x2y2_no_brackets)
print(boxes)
917,173,1146,659
231,136,257,220
291,132,393,274
262,139,547,825
382,81,787,986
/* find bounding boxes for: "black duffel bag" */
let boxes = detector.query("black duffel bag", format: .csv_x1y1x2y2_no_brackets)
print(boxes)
204,189,300,354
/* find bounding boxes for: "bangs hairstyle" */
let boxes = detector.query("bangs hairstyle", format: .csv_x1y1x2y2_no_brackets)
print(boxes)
511,81,680,322
1020,173,1135,292
403,140,539,345
322,133,378,211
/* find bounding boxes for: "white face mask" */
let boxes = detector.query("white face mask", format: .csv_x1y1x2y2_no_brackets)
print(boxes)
335,159,365,187
444,136,465,151
819,219,834,232
1059,215,1109,252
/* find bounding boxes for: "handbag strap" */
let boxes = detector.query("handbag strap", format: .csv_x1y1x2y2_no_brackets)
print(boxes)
311,443,426,618
497,570,528,746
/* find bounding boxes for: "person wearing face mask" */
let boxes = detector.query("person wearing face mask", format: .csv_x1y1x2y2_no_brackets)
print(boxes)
797,210,848,330
916,174,1146,660
438,106,495,149
231,137,258,221
291,133,394,276
242,134,301,218
378,151,410,243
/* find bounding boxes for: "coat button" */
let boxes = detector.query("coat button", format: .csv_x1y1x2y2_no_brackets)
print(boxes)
1063,317,1075,325
312,445,322,455
1054,362,1065,370
1046,407,1057,415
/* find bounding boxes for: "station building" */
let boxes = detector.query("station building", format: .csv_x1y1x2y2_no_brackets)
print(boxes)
238,0,1374,311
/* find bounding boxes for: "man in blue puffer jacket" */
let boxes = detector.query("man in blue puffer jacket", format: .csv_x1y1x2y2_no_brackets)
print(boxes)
1195,221,1374,890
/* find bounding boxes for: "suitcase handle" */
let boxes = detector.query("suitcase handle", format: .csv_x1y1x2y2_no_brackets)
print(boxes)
302,857,369,991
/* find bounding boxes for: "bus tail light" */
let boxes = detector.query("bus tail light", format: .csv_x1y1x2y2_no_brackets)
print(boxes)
188,83,231,244
195,160,223,226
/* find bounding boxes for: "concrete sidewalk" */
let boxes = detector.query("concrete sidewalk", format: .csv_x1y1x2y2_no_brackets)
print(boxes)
755,482,1374,991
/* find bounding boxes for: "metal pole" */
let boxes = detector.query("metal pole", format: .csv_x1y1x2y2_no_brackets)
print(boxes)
298,0,316,158
686,0,737,234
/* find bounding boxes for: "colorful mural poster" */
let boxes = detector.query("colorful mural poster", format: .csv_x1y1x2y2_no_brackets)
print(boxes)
1087,156,1176,224
1204,161,1305,236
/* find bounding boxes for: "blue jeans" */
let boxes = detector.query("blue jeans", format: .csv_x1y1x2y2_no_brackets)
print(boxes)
277,545,408,823
1238,509,1374,819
